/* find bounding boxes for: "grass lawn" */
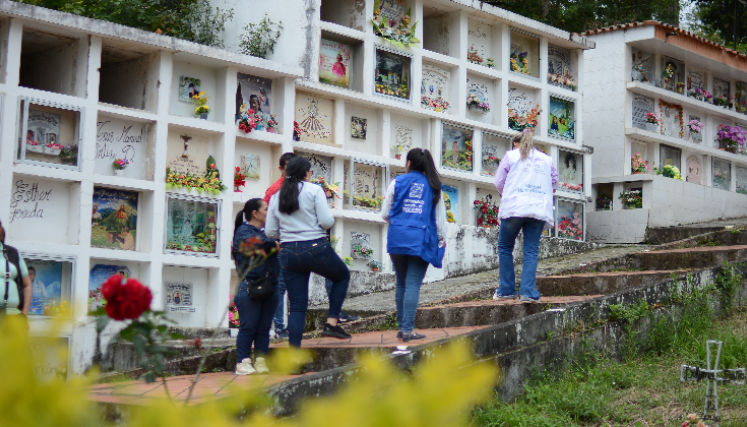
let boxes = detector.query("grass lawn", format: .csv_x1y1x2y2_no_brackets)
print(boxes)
473,310,747,427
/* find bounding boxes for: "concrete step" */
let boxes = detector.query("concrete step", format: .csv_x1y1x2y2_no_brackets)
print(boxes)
537,269,689,296
620,245,747,271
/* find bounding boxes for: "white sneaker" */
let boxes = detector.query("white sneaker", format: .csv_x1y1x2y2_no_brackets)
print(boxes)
254,357,270,374
235,358,256,375
493,290,518,300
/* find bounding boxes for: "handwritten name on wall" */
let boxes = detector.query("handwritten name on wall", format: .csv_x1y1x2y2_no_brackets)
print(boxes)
10,180,53,223
95,119,147,176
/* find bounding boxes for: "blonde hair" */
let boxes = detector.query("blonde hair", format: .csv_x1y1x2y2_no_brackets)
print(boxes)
513,130,535,160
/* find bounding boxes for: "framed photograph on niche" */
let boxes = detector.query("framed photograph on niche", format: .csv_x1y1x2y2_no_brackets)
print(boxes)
319,39,351,88
374,48,411,100
91,187,139,251
179,76,201,102
236,73,275,131
442,184,459,224
89,264,131,313
548,97,575,140
441,124,474,172
17,98,83,170
556,199,584,241
165,283,195,313
22,254,74,317
351,117,367,139
165,194,220,256
557,150,583,192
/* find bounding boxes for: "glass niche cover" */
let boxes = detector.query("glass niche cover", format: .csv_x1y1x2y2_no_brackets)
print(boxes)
165,195,219,255
25,257,73,316
712,158,731,191
18,100,81,169
548,98,575,140
352,163,384,211
374,49,411,100
558,150,583,192
481,133,510,177
441,124,474,172
556,199,584,241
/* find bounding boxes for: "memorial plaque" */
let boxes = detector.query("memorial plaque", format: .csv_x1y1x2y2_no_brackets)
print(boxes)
632,95,655,131
686,156,702,184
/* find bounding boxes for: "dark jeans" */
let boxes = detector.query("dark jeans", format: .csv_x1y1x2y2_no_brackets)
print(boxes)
390,254,429,333
272,270,287,330
279,238,350,347
235,280,280,361
497,217,544,299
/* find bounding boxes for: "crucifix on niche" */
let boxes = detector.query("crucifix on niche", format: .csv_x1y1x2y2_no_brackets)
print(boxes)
180,135,192,158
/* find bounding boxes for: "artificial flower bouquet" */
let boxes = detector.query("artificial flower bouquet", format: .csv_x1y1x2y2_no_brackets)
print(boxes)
473,198,499,227
421,95,450,112
716,124,747,152
508,105,541,131
466,94,490,113
619,188,642,209
557,213,583,240
654,164,683,180
510,49,530,75
352,244,374,258
315,176,341,199
631,152,649,174
113,158,130,170
192,91,210,116
237,103,259,133
687,119,703,134
645,111,661,125
548,73,577,91
714,93,734,109
234,166,246,192
371,1,420,48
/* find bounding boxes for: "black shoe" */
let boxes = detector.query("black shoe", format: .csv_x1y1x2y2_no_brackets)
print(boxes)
277,329,289,339
396,331,403,340
401,332,426,342
339,311,361,322
321,323,352,340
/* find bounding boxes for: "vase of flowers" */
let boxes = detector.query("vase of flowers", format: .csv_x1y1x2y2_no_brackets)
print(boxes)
619,188,642,209
466,94,490,114
234,166,246,192
687,119,703,143
508,105,541,131
654,164,683,180
192,91,210,119
392,143,406,160
676,81,685,94
371,2,420,48
631,152,648,174
596,193,612,211
716,124,746,153
352,244,374,259
645,111,660,132
473,198,499,228
113,157,129,176
557,213,583,240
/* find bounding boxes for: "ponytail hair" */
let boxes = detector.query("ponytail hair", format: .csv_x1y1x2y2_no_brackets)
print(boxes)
515,129,535,160
406,148,442,205
233,198,264,239
278,156,311,215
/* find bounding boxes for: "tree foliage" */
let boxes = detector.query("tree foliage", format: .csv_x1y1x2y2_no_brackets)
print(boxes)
13,0,233,47
482,0,680,33
687,0,747,52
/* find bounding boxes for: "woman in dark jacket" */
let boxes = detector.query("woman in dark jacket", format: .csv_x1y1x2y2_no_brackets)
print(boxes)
0,219,32,319
232,198,279,375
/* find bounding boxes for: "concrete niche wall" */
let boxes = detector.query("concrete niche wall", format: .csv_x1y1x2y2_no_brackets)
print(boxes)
19,27,85,97
99,43,160,112
320,0,366,31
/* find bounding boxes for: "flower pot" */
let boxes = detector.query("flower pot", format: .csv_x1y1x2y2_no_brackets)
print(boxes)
395,154,402,160
267,127,276,133
43,146,61,156
726,146,737,153
372,267,379,273
718,147,725,151
113,169,125,177
234,187,243,192
199,113,208,120
632,171,642,175
26,144,44,154
229,329,239,338
677,87,683,94
480,224,492,229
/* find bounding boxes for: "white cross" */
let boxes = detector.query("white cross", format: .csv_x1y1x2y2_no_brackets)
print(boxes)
681,340,746,426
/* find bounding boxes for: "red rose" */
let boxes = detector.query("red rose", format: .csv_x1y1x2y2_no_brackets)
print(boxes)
102,275,152,320
481,205,488,214
477,218,483,225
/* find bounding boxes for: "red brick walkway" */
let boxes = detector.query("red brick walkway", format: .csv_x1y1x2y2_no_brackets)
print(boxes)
89,326,491,405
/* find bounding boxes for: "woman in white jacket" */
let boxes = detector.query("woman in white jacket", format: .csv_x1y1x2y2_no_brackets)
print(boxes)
493,131,558,303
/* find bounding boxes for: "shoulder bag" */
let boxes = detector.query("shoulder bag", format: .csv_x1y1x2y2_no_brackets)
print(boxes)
248,271,275,300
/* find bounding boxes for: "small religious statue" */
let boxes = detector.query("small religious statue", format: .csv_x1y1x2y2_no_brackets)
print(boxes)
180,134,192,158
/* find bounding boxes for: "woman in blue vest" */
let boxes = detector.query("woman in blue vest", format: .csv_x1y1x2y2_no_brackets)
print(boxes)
381,148,446,342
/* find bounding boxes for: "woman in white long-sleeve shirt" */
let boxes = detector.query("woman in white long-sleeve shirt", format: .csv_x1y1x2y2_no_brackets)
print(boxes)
266,157,352,347
380,148,447,342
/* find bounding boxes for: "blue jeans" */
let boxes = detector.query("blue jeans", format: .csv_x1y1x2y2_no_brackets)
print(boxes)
497,217,544,299
390,254,429,333
272,270,287,330
235,280,280,361
279,238,350,347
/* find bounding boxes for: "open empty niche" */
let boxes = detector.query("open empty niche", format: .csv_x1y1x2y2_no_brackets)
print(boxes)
18,99,82,170
20,27,83,97
466,72,497,125
99,41,160,111
95,114,156,180
170,60,226,122
7,175,80,245
468,19,500,70
319,31,364,92
320,0,366,31
234,137,276,196
162,266,217,327
88,260,151,313
344,103,379,155
422,5,455,57
342,220,383,271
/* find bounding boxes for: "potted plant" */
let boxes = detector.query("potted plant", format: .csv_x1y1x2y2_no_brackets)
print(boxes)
192,91,210,119
392,143,406,160
467,46,484,66
631,152,648,174
237,104,258,133
368,259,382,273
59,145,78,164
473,198,499,228
676,81,685,94
113,157,130,177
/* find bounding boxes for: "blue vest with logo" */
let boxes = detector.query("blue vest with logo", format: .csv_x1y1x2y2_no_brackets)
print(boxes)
387,171,444,268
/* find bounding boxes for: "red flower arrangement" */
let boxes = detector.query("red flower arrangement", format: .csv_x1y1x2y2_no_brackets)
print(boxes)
473,198,499,227
234,166,246,192
238,107,258,133
293,120,302,141
101,274,152,320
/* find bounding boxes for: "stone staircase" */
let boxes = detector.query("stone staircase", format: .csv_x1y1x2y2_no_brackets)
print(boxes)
90,226,747,413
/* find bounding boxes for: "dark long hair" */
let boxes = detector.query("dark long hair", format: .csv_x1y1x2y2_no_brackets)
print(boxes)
278,156,311,215
406,148,441,204
233,198,264,239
